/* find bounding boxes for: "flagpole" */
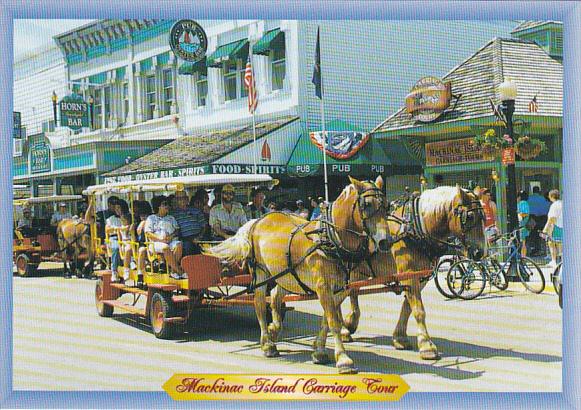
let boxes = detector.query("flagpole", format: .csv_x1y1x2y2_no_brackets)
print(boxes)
317,28,329,203
248,44,258,174
252,109,257,174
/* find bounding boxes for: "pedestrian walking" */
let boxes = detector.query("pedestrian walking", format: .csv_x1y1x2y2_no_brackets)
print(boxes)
517,190,531,257
542,189,563,268
528,186,550,256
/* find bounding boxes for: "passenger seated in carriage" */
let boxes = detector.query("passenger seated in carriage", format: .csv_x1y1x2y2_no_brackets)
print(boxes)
16,207,36,238
144,196,184,277
209,184,247,240
172,190,206,256
51,202,72,227
105,198,125,282
134,201,152,278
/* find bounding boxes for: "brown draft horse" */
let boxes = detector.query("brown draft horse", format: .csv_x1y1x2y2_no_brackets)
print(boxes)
267,185,487,361
205,176,391,374
56,219,94,278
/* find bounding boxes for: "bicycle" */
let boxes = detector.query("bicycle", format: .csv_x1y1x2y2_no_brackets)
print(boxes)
551,261,562,309
432,238,464,299
447,228,545,300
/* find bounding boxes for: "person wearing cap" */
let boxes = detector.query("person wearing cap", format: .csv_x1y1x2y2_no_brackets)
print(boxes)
209,184,248,240
17,207,35,237
479,188,498,244
294,199,309,219
50,202,72,227
246,188,268,220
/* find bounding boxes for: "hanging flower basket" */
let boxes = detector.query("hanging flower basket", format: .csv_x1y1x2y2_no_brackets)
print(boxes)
481,143,499,161
514,136,546,160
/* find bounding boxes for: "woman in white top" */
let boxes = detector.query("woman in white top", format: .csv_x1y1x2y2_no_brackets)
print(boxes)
542,189,563,268
144,196,183,276
105,200,123,281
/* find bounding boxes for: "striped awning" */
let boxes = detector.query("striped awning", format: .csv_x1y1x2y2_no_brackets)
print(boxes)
207,39,249,67
253,28,284,55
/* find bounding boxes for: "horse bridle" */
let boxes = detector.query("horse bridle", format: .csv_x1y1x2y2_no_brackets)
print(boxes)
453,199,485,233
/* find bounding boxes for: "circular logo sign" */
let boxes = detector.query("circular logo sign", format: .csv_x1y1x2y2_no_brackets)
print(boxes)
169,20,208,63
405,76,452,123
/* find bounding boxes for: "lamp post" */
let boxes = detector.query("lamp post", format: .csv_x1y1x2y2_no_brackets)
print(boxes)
498,78,518,233
51,91,58,126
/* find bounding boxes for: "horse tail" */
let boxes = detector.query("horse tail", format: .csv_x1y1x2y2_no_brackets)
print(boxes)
203,219,258,264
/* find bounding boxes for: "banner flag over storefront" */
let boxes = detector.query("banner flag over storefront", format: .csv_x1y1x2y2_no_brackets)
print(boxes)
310,131,370,159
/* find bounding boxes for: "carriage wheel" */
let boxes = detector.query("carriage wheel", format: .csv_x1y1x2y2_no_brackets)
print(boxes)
150,292,175,339
95,279,113,317
15,254,37,277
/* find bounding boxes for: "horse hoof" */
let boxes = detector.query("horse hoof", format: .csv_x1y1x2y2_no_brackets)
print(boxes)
420,349,440,360
263,345,280,358
393,337,412,350
312,351,332,365
338,365,358,374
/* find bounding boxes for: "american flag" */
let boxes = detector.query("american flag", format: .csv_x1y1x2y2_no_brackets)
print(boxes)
528,95,539,113
244,56,258,114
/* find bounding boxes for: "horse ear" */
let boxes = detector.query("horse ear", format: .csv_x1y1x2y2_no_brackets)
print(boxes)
374,175,384,190
349,176,365,192
456,185,469,202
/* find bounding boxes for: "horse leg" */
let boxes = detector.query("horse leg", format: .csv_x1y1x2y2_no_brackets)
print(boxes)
332,289,353,343
393,291,413,350
254,271,279,358
312,316,332,364
316,284,357,374
343,289,361,340
267,285,286,342
405,281,439,359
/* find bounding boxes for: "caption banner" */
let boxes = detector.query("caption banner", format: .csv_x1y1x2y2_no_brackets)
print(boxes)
163,374,409,401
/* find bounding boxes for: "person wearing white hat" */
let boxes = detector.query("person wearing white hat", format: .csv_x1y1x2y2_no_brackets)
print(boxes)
50,202,72,227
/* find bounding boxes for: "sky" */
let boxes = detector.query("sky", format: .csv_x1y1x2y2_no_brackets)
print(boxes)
13,19,95,60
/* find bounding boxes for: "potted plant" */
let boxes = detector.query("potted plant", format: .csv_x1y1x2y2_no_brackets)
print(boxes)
473,129,511,161
514,136,546,160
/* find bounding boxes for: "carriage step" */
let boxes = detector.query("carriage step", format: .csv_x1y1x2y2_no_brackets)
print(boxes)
102,300,146,316
172,295,190,304
110,283,148,295
164,317,186,324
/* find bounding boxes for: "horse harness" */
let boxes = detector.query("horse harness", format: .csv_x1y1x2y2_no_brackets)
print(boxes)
57,219,90,254
232,185,387,298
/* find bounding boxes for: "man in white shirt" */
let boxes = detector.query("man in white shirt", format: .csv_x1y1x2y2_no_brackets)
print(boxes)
51,203,72,227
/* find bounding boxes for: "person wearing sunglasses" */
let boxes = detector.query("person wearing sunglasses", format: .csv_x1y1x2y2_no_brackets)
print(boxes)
209,184,248,240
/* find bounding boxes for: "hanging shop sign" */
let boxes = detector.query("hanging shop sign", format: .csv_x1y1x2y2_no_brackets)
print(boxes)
310,131,370,159
30,135,52,174
425,138,487,166
405,77,452,122
169,20,208,63
501,147,516,165
13,111,21,139
59,93,89,131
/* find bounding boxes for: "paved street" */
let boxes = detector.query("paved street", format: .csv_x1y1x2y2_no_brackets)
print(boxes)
12,265,561,392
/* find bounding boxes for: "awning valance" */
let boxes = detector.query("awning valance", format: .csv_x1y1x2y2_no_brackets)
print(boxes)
253,28,284,55
178,58,207,76
207,39,249,67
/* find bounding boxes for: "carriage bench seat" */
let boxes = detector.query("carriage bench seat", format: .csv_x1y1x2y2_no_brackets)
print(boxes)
220,274,252,286
181,254,222,290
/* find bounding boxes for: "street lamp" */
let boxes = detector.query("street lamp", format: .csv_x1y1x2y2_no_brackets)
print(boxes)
498,78,518,233
51,91,58,126
88,95,94,129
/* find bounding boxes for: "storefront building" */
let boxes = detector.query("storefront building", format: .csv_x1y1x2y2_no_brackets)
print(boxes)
371,22,563,232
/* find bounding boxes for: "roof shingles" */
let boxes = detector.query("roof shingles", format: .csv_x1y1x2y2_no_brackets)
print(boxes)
373,38,562,134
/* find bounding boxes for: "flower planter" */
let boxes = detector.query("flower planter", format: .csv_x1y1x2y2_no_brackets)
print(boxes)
481,144,499,161
515,143,542,160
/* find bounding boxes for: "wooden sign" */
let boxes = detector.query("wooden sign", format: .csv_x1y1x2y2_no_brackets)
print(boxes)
425,138,486,166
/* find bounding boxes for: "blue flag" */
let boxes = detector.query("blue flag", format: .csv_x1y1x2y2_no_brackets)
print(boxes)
312,27,323,99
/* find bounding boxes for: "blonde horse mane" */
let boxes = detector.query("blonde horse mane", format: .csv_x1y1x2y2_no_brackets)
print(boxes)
417,186,461,231
203,219,258,264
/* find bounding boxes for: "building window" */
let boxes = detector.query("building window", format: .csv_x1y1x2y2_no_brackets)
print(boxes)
103,86,111,128
145,75,156,120
122,82,129,123
41,120,55,133
223,60,237,101
93,89,102,130
239,61,248,98
271,44,286,91
196,74,208,107
162,69,174,116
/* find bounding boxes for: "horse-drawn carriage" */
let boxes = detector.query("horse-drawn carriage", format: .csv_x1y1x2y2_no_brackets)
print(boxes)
86,173,487,374
13,194,84,277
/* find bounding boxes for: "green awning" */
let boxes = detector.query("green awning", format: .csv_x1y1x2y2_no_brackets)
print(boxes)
178,58,207,76
89,72,107,85
286,120,421,178
207,39,249,67
253,28,284,55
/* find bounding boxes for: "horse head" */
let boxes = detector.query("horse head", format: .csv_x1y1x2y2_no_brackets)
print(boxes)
419,185,487,260
332,175,391,254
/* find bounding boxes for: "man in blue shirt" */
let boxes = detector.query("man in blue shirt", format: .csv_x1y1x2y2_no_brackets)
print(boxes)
172,190,207,256
528,186,550,256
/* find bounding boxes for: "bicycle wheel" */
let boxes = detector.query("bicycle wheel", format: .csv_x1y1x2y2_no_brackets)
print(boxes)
446,259,487,300
552,263,562,297
517,257,546,294
487,258,509,291
433,258,457,299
